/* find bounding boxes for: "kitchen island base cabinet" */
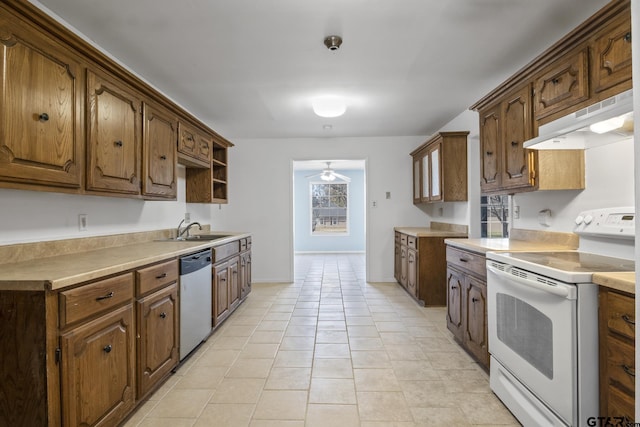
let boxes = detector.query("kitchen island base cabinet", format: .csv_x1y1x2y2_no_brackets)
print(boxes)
445,245,489,370
393,231,449,306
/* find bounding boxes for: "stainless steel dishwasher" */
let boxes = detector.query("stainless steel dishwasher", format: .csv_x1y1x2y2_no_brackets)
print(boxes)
179,249,212,360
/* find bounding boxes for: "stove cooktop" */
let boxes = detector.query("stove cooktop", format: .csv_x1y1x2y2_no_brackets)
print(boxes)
487,251,635,283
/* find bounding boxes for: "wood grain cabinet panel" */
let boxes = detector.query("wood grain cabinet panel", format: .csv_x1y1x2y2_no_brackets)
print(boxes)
240,250,252,300
410,132,468,203
591,13,632,95
534,48,589,121
0,18,83,188
479,105,502,192
142,103,177,199
446,266,464,342
136,282,178,399
177,122,211,168
86,69,142,195
464,277,488,367
599,288,635,424
501,86,533,189
60,303,135,427
213,261,230,326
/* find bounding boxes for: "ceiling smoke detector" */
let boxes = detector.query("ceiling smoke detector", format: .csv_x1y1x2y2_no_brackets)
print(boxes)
324,35,343,51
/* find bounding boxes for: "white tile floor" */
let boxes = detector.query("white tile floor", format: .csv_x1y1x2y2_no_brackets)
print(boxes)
124,254,520,426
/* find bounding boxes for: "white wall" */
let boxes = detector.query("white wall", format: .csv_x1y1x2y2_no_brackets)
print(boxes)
513,138,635,232
208,136,430,283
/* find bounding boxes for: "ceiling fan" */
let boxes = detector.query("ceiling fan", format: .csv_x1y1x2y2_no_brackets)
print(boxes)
305,162,351,182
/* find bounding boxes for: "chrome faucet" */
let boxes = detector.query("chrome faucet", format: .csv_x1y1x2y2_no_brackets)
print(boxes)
177,219,202,239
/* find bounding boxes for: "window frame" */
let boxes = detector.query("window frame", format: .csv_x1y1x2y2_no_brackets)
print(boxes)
309,181,350,236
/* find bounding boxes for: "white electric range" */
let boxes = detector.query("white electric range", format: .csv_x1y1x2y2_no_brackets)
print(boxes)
486,207,635,427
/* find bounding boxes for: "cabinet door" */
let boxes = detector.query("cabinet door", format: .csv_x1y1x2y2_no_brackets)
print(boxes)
428,143,441,201
399,245,408,287
479,104,501,193
0,21,82,188
196,132,212,163
213,262,230,326
136,283,179,399
592,13,632,95
394,242,402,283
228,256,240,311
412,158,421,204
240,252,252,299
534,48,589,121
87,70,142,195
61,304,135,427
406,248,418,298
501,86,533,189
464,277,489,367
142,103,177,199
421,153,429,202
446,267,464,342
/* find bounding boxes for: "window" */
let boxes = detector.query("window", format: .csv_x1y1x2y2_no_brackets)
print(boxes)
481,195,510,238
311,183,348,235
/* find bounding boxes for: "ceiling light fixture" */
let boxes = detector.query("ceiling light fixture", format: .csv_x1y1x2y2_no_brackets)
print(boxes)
312,96,346,118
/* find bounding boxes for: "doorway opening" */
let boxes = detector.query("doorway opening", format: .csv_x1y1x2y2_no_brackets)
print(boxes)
291,159,367,281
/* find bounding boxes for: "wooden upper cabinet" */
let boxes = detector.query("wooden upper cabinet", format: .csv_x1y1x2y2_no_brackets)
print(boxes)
534,48,589,121
143,103,177,199
86,70,142,195
479,104,501,193
501,85,533,189
0,18,83,188
410,131,468,204
177,122,211,168
591,12,632,96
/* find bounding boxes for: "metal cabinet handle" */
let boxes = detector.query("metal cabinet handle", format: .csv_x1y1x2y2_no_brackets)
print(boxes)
459,258,468,263
552,78,560,85
38,113,49,122
103,344,112,353
624,32,631,42
511,141,518,146
114,140,123,147
486,151,493,156
622,314,635,325
160,155,167,160
160,312,167,319
451,285,457,290
622,365,635,377
96,292,114,301
221,278,226,282
472,297,479,303
156,273,167,279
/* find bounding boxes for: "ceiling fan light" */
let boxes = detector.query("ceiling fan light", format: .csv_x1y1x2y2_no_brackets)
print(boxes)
312,97,346,118
320,172,336,181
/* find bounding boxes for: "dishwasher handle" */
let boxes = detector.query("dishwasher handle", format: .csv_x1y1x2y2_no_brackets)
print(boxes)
180,249,212,275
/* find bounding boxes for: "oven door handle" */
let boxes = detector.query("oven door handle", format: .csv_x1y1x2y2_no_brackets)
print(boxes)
487,265,571,298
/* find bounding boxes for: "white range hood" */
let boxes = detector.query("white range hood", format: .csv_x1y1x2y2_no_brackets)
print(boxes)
523,89,634,150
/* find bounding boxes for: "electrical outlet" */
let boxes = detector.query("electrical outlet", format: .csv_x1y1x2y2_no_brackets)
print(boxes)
538,209,551,227
184,212,191,223
78,214,88,231
385,192,391,199
372,201,377,208
513,205,520,219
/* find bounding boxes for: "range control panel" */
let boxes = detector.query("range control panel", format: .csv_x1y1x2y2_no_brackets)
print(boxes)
574,207,635,240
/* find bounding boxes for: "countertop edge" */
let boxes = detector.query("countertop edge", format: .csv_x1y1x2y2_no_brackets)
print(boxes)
593,272,636,295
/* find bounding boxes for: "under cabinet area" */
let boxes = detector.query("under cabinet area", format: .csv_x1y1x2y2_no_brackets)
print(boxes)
410,131,469,204
445,245,489,370
599,288,635,423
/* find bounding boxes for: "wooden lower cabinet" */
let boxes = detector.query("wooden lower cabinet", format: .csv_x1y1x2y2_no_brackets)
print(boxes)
240,250,252,299
212,238,252,328
136,282,179,399
599,288,635,423
213,261,231,326
445,245,489,370
394,231,457,306
60,303,136,427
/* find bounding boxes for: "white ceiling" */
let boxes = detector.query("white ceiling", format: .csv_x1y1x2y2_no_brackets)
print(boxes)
34,0,609,140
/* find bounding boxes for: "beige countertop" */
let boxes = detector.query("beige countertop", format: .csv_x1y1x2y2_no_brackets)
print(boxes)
0,232,250,292
394,227,467,238
443,238,578,254
593,272,636,295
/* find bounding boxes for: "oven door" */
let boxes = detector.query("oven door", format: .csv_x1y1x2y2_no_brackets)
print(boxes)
487,260,577,425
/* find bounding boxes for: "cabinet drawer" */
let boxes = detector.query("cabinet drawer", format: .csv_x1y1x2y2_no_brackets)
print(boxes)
606,336,635,392
395,232,401,243
240,238,247,252
400,234,407,245
446,246,486,279
407,236,417,250
60,273,134,326
214,241,240,262
606,291,635,340
136,259,179,296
